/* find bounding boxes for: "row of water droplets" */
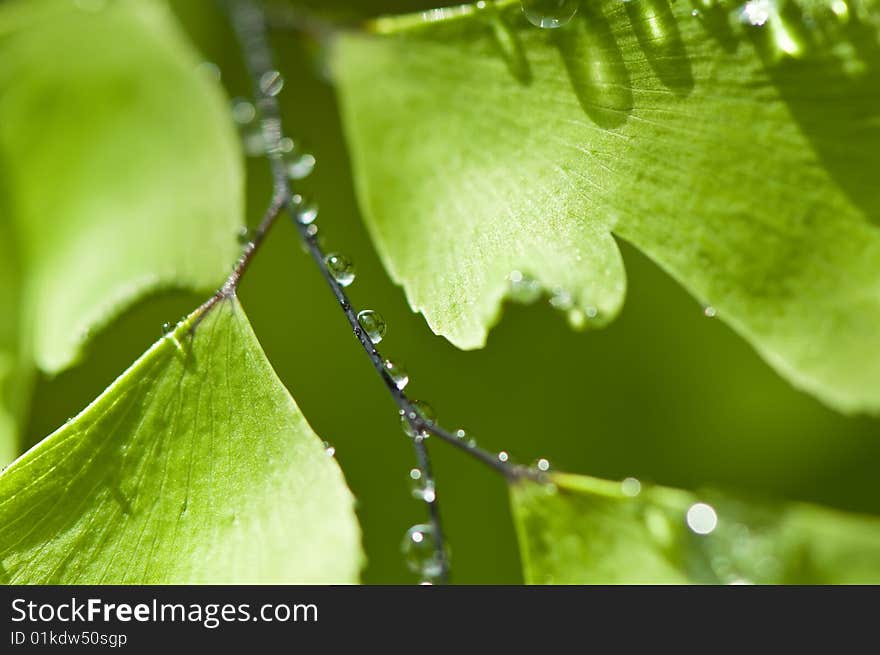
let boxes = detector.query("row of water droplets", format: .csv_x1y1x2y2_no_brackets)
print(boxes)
228,66,527,584
241,69,563,583
499,0,865,73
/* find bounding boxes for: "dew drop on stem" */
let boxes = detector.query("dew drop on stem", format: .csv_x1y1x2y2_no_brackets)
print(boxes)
324,253,356,287
383,359,409,390
285,151,316,180
292,194,318,225
401,400,435,438
409,468,437,504
357,310,387,344
259,70,284,96
402,524,445,582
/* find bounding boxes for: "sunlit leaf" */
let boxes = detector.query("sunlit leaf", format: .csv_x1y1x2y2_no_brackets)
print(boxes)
0,297,363,583
511,473,880,583
334,0,880,413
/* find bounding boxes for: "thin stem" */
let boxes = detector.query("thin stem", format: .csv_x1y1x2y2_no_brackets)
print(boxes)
226,0,544,583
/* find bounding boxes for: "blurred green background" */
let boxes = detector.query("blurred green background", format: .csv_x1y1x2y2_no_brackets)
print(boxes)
23,0,880,583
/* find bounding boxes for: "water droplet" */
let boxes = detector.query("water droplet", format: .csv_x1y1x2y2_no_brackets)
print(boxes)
533,458,551,472
691,8,700,16
686,502,718,535
740,0,772,25
409,468,437,503
161,322,174,336
286,152,316,180
323,441,336,457
454,429,467,440
324,253,356,287
621,477,642,497
829,0,849,20
703,305,717,318
237,226,254,245
739,0,806,59
498,451,510,463
231,98,256,125
383,359,409,390
549,288,574,310
521,0,580,28
401,400,435,438
292,194,319,224
259,70,284,96
305,224,319,237
402,524,444,581
357,310,387,344
507,270,542,304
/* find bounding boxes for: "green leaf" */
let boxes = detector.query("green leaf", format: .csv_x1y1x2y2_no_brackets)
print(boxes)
0,297,363,584
0,0,243,457
511,473,880,583
334,0,880,413
0,218,29,465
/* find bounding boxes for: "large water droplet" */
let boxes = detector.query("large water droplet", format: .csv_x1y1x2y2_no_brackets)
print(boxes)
521,0,580,28
292,194,318,225
686,502,718,535
507,270,542,304
324,253,356,287
357,310,387,344
409,468,437,503
401,400,435,438
383,359,409,390
401,524,444,581
259,70,284,96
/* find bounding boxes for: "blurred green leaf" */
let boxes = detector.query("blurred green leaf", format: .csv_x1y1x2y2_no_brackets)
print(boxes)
511,473,880,583
0,297,363,583
334,0,880,413
0,0,243,458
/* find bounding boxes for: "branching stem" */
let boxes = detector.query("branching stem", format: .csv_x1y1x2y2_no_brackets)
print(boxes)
215,0,543,583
